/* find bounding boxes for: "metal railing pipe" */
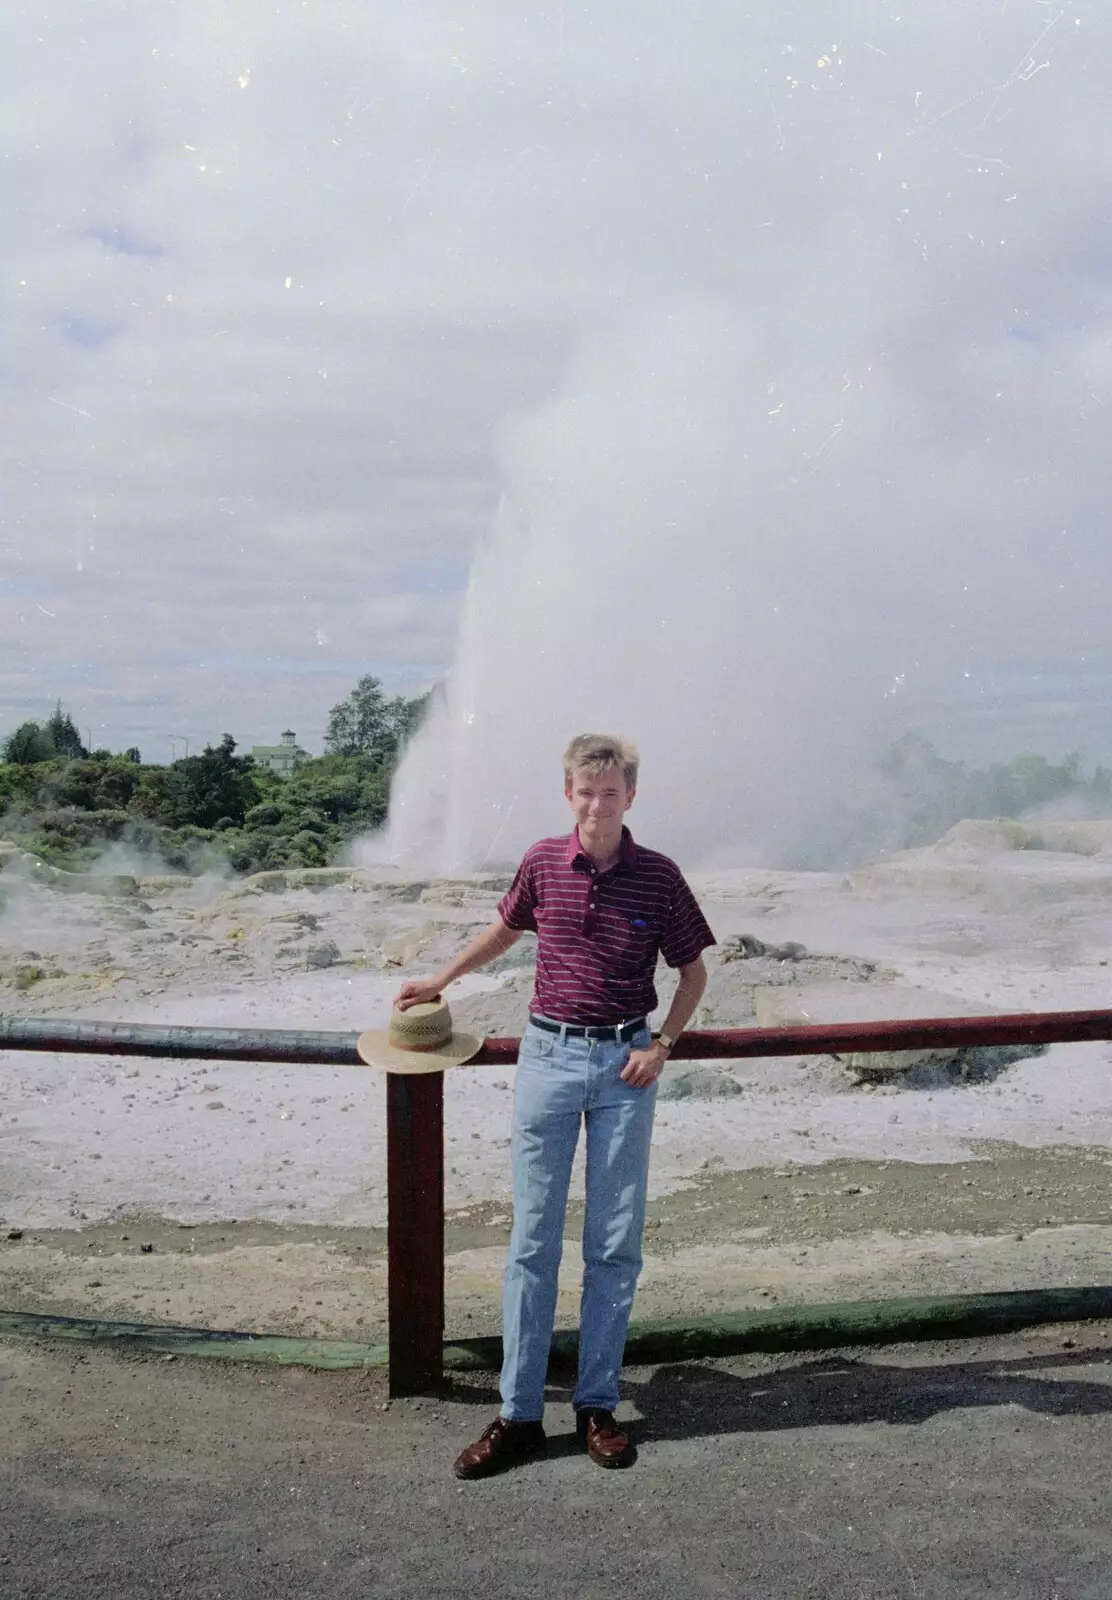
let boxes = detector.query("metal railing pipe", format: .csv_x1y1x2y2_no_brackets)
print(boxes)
5,1007,1112,1065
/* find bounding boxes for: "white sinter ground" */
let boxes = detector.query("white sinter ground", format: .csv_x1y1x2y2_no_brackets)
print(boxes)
2,822,1111,1337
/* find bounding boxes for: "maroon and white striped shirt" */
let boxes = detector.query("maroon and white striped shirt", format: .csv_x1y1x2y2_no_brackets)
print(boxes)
497,826,715,1025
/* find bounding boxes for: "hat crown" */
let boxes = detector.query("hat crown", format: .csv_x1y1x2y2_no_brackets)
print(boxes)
387,997,452,1053
356,995,481,1072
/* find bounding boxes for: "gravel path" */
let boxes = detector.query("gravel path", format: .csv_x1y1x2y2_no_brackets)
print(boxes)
3,1323,1112,1598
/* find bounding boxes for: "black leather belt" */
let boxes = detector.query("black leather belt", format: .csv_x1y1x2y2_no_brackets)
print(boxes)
529,1013,648,1042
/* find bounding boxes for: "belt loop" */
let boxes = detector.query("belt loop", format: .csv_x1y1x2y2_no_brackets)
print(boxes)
559,1020,569,1045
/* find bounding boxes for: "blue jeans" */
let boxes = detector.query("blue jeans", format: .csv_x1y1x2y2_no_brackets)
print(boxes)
499,1018,658,1421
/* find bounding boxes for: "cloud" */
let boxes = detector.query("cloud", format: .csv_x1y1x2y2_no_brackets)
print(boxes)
85,226,164,260
2,0,1110,810
57,313,121,350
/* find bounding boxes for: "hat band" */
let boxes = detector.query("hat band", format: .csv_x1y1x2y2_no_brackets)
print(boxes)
388,1031,451,1053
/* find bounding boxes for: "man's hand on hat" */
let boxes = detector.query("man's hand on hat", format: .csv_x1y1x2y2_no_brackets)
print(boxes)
394,979,444,1011
620,1040,669,1089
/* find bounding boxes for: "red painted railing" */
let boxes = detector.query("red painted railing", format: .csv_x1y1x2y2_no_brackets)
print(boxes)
3,1008,1112,1393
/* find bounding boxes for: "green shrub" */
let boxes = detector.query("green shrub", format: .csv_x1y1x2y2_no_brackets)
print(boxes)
287,830,329,867
293,809,329,835
244,802,284,829
39,757,146,813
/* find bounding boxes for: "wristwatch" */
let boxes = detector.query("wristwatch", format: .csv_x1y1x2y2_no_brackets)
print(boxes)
654,1031,675,1053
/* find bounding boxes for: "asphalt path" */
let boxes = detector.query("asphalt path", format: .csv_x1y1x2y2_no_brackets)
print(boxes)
3,1323,1112,1599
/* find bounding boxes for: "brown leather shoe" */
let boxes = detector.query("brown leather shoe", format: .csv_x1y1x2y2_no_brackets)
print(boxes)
575,1408,635,1468
453,1416,547,1480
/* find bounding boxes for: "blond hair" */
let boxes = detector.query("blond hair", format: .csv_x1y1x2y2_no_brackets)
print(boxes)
562,733,639,793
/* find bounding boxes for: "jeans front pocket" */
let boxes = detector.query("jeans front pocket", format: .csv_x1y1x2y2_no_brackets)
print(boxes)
518,1026,555,1063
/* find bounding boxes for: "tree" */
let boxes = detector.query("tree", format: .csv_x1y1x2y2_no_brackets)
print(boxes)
871,736,1112,853
44,701,87,760
393,688,431,746
135,735,260,829
324,676,389,758
3,702,89,765
3,721,56,765
324,675,428,761
1007,753,1077,812
44,755,146,813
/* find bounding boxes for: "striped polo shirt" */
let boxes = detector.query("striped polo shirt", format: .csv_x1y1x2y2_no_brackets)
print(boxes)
497,825,715,1025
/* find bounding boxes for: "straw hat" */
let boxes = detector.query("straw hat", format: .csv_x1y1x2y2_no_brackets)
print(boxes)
356,996,483,1074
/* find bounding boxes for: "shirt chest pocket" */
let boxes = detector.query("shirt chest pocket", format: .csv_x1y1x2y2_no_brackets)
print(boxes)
610,915,661,975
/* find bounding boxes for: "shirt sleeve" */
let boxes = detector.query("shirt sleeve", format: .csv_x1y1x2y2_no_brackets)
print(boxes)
497,853,539,933
660,872,716,968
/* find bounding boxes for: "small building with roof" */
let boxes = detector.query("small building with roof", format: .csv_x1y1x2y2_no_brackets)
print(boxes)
249,729,310,777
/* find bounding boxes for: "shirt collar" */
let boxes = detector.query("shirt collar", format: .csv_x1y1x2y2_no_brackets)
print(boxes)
566,824,639,872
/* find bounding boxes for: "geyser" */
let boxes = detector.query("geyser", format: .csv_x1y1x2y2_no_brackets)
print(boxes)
381,301,895,872
373,6,1110,875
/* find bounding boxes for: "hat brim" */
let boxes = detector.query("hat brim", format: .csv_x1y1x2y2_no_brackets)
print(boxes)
355,1028,484,1074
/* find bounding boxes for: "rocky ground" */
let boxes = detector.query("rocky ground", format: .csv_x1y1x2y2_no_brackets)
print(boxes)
2,828,1112,1346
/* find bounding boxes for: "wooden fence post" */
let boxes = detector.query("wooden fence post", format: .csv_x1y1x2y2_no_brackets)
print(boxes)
386,1071,445,1396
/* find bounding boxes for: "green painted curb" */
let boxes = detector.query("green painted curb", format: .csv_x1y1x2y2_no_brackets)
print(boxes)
0,1311,388,1369
4,1285,1112,1375
445,1285,1112,1370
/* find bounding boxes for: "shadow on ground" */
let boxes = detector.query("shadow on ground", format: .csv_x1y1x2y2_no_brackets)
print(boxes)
633,1346,1112,1438
451,1340,1112,1453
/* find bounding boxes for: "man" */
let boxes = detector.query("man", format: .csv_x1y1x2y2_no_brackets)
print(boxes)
395,733,714,1476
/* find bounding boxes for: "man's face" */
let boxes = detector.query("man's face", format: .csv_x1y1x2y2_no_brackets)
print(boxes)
565,764,635,838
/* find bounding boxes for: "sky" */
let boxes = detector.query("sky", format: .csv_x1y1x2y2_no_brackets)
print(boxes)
3,1,1111,808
